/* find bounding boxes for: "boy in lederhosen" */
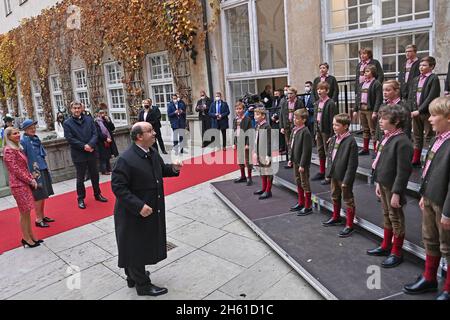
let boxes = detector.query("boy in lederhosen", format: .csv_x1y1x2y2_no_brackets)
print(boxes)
233,102,254,186
311,81,338,185
404,97,450,300
323,114,358,238
408,56,441,167
288,109,313,216
253,107,273,200
369,105,413,268
353,64,383,155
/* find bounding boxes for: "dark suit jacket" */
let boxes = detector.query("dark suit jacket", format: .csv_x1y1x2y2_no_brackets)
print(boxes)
63,115,98,163
373,133,413,205
420,138,450,218
408,73,441,114
167,100,187,129
279,98,305,130
112,143,179,267
355,80,383,112
196,97,212,120
138,107,161,129
312,75,339,103
355,59,384,93
326,134,358,186
209,100,230,130
290,126,312,168
445,62,450,93
399,59,420,100
314,99,338,136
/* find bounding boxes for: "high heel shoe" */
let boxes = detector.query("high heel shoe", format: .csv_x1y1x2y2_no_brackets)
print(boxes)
32,239,44,244
21,239,40,248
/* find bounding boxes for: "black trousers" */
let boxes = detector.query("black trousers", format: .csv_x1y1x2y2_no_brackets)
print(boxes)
201,116,212,147
153,125,166,152
125,266,151,287
74,158,101,200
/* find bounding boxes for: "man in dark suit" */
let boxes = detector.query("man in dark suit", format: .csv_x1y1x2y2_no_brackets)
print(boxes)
260,85,273,109
303,81,315,137
195,90,212,147
112,121,181,296
399,44,421,100
63,101,108,209
209,92,230,150
167,94,187,154
138,99,167,154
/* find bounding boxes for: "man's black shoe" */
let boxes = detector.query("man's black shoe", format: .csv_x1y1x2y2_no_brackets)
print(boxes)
436,291,450,301
358,149,370,156
338,227,354,238
161,150,168,154
366,246,390,256
78,199,86,209
322,217,344,227
381,254,403,268
311,173,325,181
321,179,331,185
259,191,272,200
95,194,108,202
254,190,265,195
297,207,313,216
403,275,438,295
234,177,247,183
290,203,304,212
136,284,168,296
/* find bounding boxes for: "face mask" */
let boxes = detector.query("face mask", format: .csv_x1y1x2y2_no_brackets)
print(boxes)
173,100,178,103
201,95,205,99
305,87,311,93
284,91,288,96
144,105,150,109
215,97,221,101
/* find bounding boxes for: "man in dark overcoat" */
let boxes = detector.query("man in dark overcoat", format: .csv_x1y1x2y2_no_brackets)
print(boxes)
112,121,181,296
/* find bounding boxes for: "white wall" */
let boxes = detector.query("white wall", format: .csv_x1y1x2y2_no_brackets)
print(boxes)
0,0,60,34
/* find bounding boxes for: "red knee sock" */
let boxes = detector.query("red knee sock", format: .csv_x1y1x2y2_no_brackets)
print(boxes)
346,207,355,228
332,202,341,220
240,167,246,179
319,159,326,175
423,255,441,282
265,176,272,193
363,138,369,152
261,176,267,191
412,148,421,164
297,186,305,206
380,228,394,250
391,234,404,257
247,167,252,179
305,192,312,209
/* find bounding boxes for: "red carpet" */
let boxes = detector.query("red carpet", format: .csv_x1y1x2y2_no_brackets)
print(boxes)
0,149,239,253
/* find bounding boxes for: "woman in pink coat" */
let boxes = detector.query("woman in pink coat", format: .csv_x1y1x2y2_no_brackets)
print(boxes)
3,127,41,248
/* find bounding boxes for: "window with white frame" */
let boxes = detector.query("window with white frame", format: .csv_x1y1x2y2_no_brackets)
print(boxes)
147,52,174,123
325,0,432,84
382,0,430,25
328,0,431,32
31,80,46,128
225,4,252,73
73,69,90,110
49,75,64,116
4,0,11,16
104,62,127,126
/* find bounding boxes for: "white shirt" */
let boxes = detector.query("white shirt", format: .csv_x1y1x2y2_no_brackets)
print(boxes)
55,121,65,138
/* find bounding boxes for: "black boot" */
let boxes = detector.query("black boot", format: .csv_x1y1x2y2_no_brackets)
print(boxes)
403,275,438,295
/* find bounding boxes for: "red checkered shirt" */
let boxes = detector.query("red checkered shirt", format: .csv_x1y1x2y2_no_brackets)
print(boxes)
422,131,450,178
